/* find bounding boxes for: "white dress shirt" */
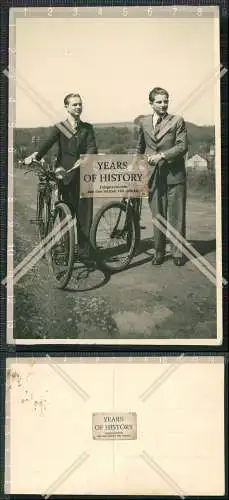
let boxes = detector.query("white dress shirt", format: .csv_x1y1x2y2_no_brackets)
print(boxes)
150,113,166,161
152,112,166,129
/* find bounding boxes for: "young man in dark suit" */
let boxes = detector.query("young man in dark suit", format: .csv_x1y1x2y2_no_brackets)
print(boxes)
25,93,97,258
136,87,188,266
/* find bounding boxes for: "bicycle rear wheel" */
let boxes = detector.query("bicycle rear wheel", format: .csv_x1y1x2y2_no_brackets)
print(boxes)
90,200,137,272
46,202,75,289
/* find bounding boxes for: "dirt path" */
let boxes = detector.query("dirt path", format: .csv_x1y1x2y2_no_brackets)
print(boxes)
13,169,217,341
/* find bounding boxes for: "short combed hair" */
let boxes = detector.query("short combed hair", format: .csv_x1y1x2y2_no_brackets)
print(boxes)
64,93,82,106
149,87,169,104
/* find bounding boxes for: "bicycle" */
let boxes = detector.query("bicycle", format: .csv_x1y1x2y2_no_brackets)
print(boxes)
90,194,144,272
24,160,76,289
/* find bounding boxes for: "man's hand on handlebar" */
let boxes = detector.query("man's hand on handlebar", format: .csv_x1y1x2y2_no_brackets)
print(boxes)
72,159,81,170
73,155,92,170
24,152,39,165
147,153,166,166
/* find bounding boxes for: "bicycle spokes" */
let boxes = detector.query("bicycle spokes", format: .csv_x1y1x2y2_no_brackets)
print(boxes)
52,217,69,267
91,202,136,271
47,204,75,288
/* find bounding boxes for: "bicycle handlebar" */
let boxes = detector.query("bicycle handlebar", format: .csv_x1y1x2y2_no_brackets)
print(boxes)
23,160,55,179
23,164,44,175
23,158,81,178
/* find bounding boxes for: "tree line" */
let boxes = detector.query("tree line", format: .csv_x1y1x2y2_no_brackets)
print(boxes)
13,119,215,165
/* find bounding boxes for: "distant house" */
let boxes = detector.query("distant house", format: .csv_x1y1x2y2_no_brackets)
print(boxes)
51,156,57,167
186,154,208,171
208,144,215,156
32,135,40,145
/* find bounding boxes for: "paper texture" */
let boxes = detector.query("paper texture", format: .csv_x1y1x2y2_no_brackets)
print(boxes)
5,356,224,495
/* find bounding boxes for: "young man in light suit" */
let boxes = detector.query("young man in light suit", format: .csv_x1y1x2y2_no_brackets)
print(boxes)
136,87,188,266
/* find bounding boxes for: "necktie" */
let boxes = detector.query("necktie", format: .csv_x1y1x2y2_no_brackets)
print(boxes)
72,123,78,134
66,120,78,136
154,116,162,136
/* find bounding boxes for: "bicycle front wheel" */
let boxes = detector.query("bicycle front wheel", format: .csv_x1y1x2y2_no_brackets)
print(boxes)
90,201,137,272
46,202,75,289
37,192,49,241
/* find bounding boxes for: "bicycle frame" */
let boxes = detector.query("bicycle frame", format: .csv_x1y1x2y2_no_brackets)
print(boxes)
123,196,142,223
25,161,60,226
23,160,79,288
109,196,142,240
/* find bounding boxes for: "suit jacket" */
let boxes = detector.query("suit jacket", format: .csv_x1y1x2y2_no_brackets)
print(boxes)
135,113,188,186
36,119,97,184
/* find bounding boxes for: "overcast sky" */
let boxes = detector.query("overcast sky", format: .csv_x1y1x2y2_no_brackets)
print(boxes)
13,9,220,127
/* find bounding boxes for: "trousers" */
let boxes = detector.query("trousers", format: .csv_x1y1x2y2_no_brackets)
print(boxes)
148,182,186,258
58,176,93,248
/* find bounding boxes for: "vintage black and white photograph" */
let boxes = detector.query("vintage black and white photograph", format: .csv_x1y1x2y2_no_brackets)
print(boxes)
7,5,223,344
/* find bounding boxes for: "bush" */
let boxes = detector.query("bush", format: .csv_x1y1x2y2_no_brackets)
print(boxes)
109,144,128,154
186,169,215,200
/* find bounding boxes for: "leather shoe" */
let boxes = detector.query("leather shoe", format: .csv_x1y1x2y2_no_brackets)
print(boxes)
152,255,164,266
173,257,185,267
